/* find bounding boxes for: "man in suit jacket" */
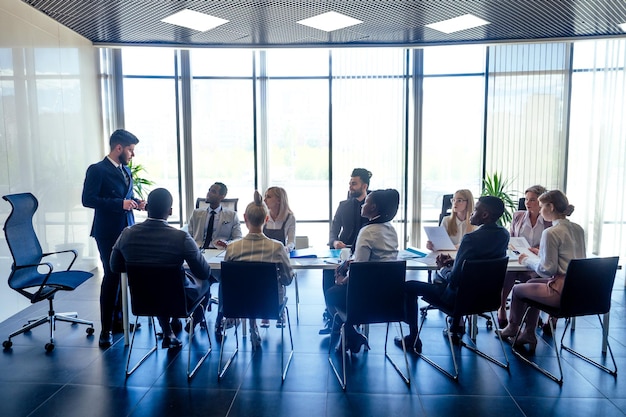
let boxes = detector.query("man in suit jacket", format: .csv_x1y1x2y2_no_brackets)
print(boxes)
110,188,211,349
396,196,510,353
82,129,146,348
319,168,372,335
187,182,242,249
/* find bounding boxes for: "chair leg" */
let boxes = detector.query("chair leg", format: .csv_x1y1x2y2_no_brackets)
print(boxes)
383,322,411,386
327,314,347,390
3,298,94,351
217,317,240,381
281,306,294,382
294,274,300,324
460,311,510,371
186,309,212,380
417,313,459,381
126,317,158,377
560,315,617,377
511,307,563,384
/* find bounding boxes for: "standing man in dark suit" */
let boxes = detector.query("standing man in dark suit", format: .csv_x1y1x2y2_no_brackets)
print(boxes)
110,188,211,349
319,168,372,334
82,129,146,348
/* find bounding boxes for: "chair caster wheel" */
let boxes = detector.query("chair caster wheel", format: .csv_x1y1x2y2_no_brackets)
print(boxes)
45,343,55,352
86,327,95,335
3,340,12,349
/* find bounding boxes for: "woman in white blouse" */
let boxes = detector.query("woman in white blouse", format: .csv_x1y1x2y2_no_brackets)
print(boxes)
498,190,586,353
427,189,475,250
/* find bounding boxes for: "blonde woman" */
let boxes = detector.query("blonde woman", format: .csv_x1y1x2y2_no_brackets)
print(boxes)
263,186,296,253
224,191,295,348
427,189,476,250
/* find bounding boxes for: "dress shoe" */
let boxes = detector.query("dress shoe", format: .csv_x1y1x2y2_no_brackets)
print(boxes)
512,331,538,353
394,334,422,354
185,319,207,333
162,335,182,349
275,313,286,328
170,319,183,333
542,316,558,336
98,330,112,348
338,333,369,354
214,325,224,343
260,319,270,328
495,325,519,339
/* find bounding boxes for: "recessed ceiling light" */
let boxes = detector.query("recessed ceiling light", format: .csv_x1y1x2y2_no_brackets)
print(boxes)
161,9,229,32
426,14,490,34
297,11,362,32
619,22,626,32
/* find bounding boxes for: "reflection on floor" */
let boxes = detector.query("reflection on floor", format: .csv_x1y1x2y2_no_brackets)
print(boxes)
1,268,626,417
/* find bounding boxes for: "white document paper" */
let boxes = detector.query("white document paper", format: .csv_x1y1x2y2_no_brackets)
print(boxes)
508,237,539,260
423,226,457,251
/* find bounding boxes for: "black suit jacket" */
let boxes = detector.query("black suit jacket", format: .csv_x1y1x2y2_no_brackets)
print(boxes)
82,157,136,241
328,197,368,248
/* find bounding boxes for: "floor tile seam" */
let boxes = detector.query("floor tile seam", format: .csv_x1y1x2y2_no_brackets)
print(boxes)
24,382,73,417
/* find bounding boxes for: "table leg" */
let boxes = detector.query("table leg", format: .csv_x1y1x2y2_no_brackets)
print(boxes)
602,312,609,354
121,272,129,346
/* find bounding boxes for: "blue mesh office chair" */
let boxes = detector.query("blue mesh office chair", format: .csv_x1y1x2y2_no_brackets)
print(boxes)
2,193,94,352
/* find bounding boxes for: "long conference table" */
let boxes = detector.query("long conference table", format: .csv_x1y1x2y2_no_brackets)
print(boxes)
119,248,610,353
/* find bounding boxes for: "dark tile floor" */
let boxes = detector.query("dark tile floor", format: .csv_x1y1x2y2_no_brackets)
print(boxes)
1,268,626,417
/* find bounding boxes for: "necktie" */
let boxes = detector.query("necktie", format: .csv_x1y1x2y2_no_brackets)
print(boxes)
202,210,216,249
120,166,129,186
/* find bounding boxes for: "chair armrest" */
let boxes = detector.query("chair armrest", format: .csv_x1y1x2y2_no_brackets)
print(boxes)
42,248,78,270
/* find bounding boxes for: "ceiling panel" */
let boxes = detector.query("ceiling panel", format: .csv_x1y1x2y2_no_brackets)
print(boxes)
21,0,626,47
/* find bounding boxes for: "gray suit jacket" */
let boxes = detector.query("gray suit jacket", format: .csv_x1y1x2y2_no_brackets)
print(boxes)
187,206,242,248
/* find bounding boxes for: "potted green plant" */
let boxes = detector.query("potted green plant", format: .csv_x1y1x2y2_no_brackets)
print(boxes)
481,172,517,227
128,161,154,200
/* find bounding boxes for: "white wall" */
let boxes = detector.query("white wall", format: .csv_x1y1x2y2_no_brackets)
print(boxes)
0,0,103,321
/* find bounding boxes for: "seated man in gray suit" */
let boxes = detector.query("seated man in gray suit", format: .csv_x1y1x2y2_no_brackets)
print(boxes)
110,188,212,349
187,182,242,249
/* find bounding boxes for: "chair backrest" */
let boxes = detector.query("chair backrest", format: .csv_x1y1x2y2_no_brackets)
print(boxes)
126,263,189,318
453,256,509,317
2,193,44,270
295,236,309,249
518,197,526,211
220,261,282,319
196,197,239,212
345,261,406,324
558,257,619,317
439,194,454,225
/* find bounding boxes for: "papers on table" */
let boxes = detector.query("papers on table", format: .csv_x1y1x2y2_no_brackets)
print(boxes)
423,226,456,251
508,237,539,261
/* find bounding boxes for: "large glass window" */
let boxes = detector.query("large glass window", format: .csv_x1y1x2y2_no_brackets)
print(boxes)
121,49,181,222
331,48,407,244
421,45,486,225
190,49,255,211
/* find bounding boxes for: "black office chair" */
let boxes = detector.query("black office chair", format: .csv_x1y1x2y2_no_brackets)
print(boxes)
512,256,619,385
438,194,454,225
218,261,294,382
195,197,238,212
1,193,94,352
518,197,526,210
125,263,211,379
328,261,411,390
418,257,510,381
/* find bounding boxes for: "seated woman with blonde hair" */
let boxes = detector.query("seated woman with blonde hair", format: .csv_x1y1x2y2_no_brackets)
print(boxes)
224,191,295,349
427,189,475,250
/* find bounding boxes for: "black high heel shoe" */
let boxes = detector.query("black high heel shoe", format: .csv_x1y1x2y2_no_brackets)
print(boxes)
347,333,370,354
